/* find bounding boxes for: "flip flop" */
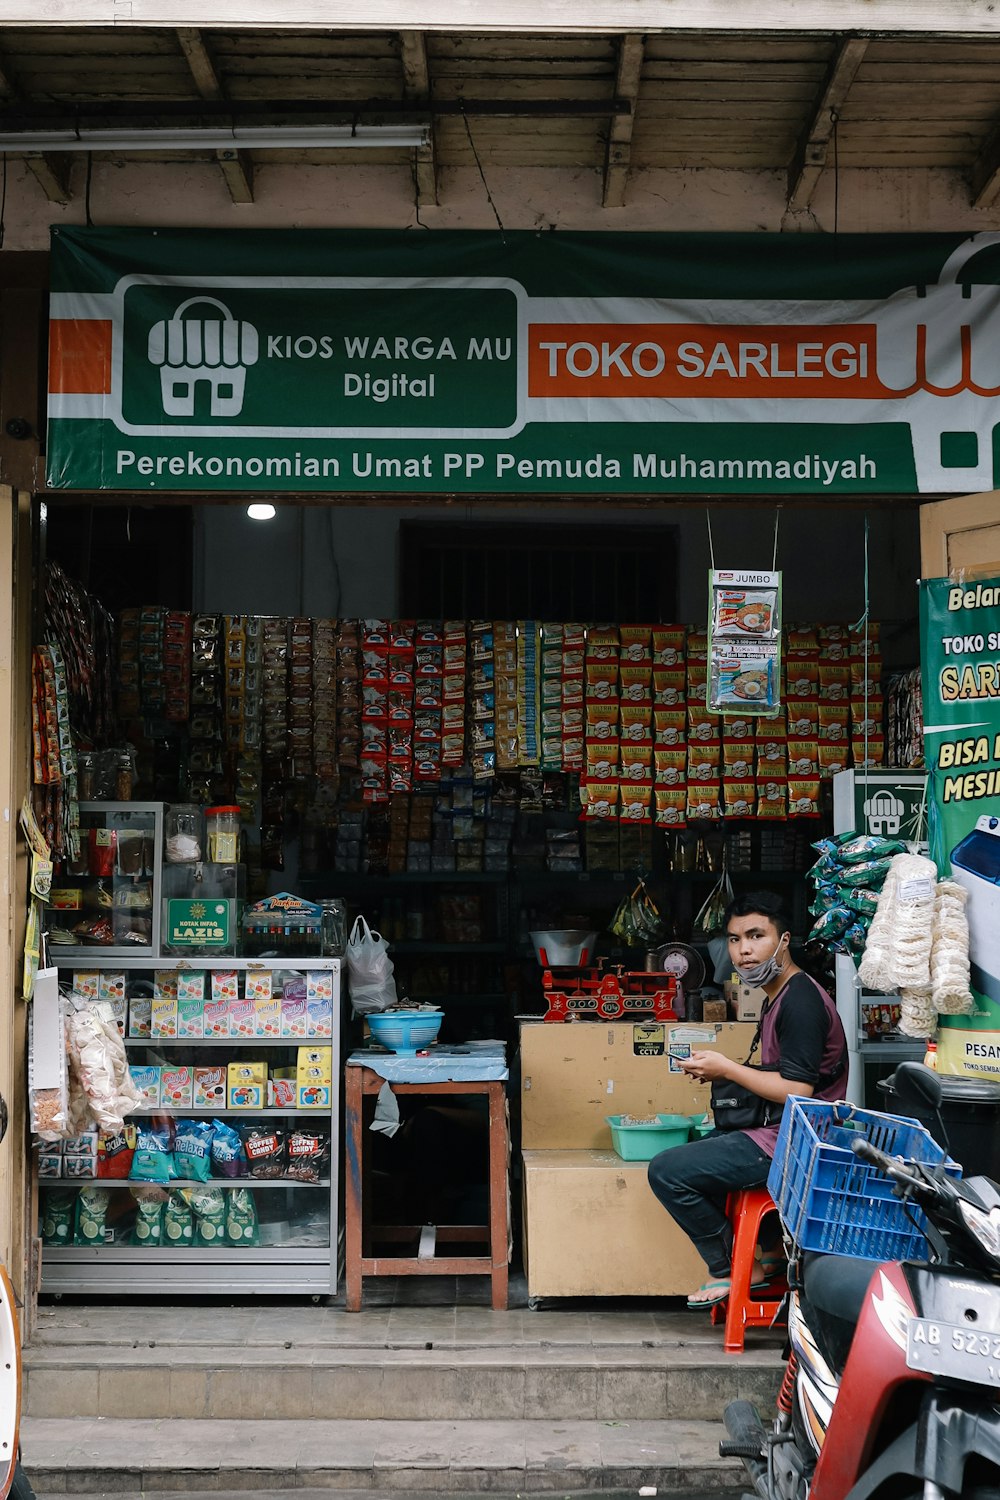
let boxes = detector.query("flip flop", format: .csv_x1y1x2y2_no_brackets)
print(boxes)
755,1251,787,1284
687,1266,779,1310
687,1277,732,1309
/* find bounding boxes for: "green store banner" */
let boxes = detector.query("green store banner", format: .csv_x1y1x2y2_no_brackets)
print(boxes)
921,574,1000,1077
45,226,1000,495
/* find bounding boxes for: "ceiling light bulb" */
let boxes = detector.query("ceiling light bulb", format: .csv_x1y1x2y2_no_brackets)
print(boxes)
247,503,276,521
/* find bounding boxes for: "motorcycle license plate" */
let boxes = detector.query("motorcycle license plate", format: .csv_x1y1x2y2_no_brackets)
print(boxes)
906,1317,1000,1388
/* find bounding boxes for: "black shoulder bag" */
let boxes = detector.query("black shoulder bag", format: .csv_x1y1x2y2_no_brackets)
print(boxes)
709,999,775,1132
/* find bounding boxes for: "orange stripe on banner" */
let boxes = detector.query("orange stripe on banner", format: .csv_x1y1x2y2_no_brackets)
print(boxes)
48,319,113,394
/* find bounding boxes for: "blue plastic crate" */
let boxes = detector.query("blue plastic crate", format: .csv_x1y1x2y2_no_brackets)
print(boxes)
768,1097,962,1262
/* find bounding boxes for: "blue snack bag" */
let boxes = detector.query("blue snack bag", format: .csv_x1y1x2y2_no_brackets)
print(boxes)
175,1119,214,1182
210,1119,246,1178
129,1126,177,1185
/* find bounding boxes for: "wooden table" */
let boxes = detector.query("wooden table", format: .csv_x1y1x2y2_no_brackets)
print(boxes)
344,1060,510,1312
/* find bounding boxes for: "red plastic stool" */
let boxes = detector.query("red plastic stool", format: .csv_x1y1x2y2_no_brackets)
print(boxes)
710,1187,787,1354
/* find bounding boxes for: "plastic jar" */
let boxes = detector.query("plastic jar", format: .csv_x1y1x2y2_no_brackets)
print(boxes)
206,806,241,864
165,804,203,863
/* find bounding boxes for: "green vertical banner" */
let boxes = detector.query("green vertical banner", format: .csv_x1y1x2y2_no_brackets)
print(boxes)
920,575,1000,1076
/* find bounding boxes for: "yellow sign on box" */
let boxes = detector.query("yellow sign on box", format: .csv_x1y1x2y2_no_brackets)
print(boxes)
937,1027,1000,1080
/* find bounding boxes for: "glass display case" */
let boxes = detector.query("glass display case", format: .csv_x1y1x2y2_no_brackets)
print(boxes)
39,957,340,1296
49,803,164,960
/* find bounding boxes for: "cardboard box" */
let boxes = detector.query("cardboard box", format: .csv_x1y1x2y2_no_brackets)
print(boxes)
128,995,151,1039
519,1019,758,1151
129,1065,160,1108
193,1066,226,1110
161,1066,194,1109
296,1046,332,1109
177,972,206,1038
522,1149,707,1297
227,1061,266,1109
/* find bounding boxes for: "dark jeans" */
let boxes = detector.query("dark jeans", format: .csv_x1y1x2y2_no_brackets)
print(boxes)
647,1129,773,1277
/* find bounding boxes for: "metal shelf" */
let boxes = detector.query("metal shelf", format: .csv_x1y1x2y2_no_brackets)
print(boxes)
124,1036,333,1047
129,1107,327,1118
858,1040,926,1058
40,877,342,1297
42,1177,331,1190
52,957,340,972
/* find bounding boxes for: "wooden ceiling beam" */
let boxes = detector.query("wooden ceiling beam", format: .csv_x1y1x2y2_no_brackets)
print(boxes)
400,29,437,208
0,52,71,203
787,36,868,212
603,32,644,208
970,119,1000,207
175,27,254,204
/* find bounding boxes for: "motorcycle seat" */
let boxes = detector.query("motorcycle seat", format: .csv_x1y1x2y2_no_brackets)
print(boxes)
801,1253,883,1372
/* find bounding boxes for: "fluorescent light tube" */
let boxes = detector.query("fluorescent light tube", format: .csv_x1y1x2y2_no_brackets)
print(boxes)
0,123,430,152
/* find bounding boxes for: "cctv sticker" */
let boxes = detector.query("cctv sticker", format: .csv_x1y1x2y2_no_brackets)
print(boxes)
633,1023,665,1057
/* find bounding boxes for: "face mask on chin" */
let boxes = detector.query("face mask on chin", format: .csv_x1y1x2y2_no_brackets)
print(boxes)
735,937,788,988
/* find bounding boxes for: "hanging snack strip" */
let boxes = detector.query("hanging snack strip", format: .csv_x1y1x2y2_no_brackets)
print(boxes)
413,620,444,784
886,666,923,770
785,629,823,804
517,621,541,768
189,615,224,805
48,645,80,863
117,609,140,723
288,617,314,783
540,623,563,773
235,615,263,835
163,611,192,723
224,615,246,758
442,621,467,769
44,562,116,745
31,646,63,858
583,625,619,820
469,621,495,782
561,623,585,774
260,617,289,867
618,624,653,824
311,619,338,785
360,618,390,803
336,620,361,772
387,620,416,794
493,621,519,772
653,625,687,830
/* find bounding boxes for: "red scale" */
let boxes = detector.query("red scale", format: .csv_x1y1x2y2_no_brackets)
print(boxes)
540,964,679,1023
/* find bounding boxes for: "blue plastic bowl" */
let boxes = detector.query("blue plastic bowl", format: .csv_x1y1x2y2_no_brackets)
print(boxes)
367,1009,443,1056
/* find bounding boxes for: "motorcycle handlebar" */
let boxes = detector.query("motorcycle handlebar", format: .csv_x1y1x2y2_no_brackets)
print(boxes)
852,1137,950,1200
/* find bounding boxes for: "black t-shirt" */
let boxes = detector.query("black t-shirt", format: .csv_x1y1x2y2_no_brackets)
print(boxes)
762,970,847,1089
745,970,848,1155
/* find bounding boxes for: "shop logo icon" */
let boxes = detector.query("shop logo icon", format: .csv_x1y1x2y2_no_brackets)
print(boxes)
863,789,905,837
147,295,259,418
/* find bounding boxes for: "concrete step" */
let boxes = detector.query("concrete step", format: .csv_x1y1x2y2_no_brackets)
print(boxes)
24,1340,781,1422
21,1415,744,1493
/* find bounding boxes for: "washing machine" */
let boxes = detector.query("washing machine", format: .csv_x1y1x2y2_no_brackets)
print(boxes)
950,814,1000,1005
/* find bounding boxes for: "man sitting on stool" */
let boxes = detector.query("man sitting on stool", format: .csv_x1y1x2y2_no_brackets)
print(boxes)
647,890,848,1310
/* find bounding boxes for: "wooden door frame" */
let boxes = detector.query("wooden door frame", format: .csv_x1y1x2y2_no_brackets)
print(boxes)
919,491,1000,578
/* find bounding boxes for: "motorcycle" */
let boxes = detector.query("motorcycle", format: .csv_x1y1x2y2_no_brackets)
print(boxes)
722,1062,1000,1500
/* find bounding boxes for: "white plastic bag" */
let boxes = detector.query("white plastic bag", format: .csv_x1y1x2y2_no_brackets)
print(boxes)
346,915,398,1015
